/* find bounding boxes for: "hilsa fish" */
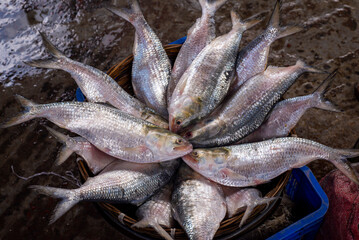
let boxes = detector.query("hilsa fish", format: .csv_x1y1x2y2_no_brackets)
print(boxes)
229,0,303,95
171,164,226,240
169,11,261,133
107,0,171,118
46,126,116,174
0,96,192,163
30,159,180,224
25,33,168,129
168,0,228,104
132,183,174,240
184,60,324,147
183,137,359,187
239,69,341,143
222,187,276,227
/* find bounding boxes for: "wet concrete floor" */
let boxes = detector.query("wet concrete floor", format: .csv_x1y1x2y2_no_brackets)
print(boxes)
0,0,359,239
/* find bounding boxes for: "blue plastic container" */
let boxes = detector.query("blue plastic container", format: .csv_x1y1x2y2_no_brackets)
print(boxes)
267,166,329,240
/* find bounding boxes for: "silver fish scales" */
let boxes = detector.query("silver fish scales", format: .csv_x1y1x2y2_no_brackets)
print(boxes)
25,33,168,128
183,137,359,187
0,96,192,163
30,159,180,224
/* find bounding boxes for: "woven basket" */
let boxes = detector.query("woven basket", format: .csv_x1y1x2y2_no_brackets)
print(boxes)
77,44,291,239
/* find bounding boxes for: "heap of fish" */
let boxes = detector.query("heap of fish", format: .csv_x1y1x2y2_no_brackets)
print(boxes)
1,0,358,239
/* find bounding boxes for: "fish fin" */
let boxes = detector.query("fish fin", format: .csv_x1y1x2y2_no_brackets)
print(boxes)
295,59,326,74
29,185,79,224
277,26,304,39
199,0,227,16
45,126,77,165
106,0,143,24
268,0,281,29
312,69,342,112
132,220,173,240
0,95,38,128
231,11,262,32
239,196,277,228
38,32,66,58
330,149,359,185
24,32,66,69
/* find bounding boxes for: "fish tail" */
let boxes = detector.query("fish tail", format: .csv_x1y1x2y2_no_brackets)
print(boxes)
45,126,77,166
29,185,79,224
0,95,39,128
199,0,227,16
311,69,342,112
132,219,173,240
106,0,144,24
267,0,303,40
331,149,359,185
239,196,277,228
230,11,262,32
295,59,326,74
24,32,66,69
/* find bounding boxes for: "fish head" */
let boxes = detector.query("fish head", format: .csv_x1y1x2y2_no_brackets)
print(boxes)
182,118,221,142
169,95,202,133
182,148,229,173
145,127,193,160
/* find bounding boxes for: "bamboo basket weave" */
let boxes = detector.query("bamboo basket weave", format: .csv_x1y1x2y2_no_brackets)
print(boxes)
77,44,291,239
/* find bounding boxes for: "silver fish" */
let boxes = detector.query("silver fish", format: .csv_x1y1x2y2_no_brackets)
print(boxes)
25,33,168,129
107,0,171,118
132,183,174,240
0,96,192,163
183,137,359,187
172,164,226,240
30,159,180,224
169,11,261,133
184,60,323,147
167,0,227,104
222,187,276,227
239,70,341,143
46,126,116,174
229,1,303,95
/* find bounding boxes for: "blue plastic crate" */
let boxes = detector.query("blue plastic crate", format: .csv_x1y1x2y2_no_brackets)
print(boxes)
267,166,329,240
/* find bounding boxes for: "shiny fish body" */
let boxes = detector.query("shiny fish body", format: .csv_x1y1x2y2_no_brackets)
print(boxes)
229,1,302,94
46,127,117,174
172,164,226,240
183,137,359,187
185,60,322,147
168,0,227,104
132,183,174,240
0,97,192,163
107,0,171,118
30,159,180,224
239,70,340,143
169,12,260,133
25,33,168,128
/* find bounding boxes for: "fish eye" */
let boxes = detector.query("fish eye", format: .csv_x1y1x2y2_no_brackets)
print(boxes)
175,118,182,125
176,138,184,144
185,131,192,139
192,151,199,157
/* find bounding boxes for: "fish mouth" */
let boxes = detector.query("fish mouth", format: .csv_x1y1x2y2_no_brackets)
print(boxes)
173,144,193,154
182,154,198,166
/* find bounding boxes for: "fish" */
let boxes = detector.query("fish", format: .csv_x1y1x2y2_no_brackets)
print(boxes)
167,0,228,104
29,159,180,224
222,187,276,227
107,0,171,118
171,164,226,240
0,96,192,163
183,60,323,147
169,11,261,133
229,0,303,95
239,69,341,143
182,137,359,187
25,33,168,129
46,126,116,174
132,183,174,240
